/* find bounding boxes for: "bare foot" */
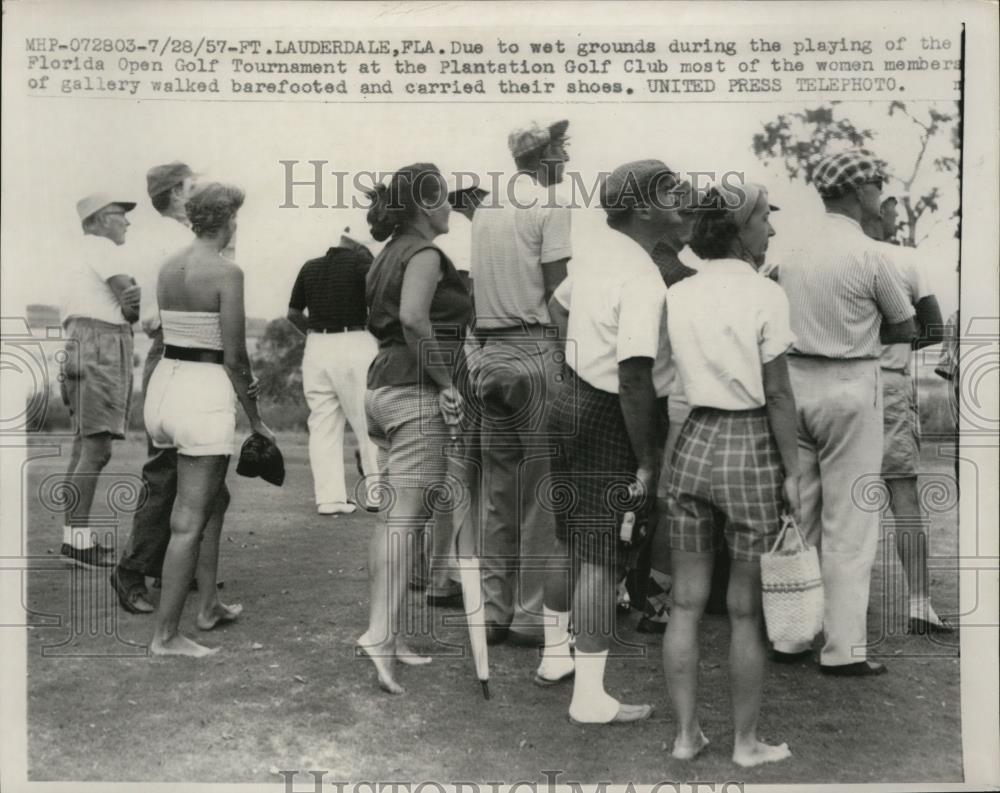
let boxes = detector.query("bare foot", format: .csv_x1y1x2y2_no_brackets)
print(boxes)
733,740,792,768
672,730,710,760
395,639,432,666
150,633,219,658
196,602,243,631
357,633,404,694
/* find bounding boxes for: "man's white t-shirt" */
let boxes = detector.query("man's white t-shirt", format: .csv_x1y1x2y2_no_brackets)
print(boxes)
132,211,195,334
61,234,133,326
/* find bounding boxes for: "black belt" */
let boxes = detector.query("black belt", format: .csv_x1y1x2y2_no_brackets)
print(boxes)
475,323,558,339
310,325,367,334
163,345,225,364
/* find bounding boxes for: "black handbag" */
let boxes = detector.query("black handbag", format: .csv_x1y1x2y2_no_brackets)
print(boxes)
235,432,285,486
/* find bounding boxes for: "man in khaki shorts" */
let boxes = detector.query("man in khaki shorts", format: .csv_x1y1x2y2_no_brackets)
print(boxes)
864,196,953,633
59,193,140,568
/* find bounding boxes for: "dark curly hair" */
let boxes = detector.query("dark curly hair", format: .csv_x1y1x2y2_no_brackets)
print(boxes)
365,163,444,242
185,183,245,238
687,187,742,260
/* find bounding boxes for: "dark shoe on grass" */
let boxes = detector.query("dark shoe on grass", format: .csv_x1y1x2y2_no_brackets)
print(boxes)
110,568,154,614
909,616,956,635
426,592,464,609
771,649,813,664
636,616,667,635
60,543,114,569
485,621,509,646
820,661,887,677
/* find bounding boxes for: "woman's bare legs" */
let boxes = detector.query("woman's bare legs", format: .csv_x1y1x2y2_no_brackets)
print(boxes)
195,485,243,630
728,559,791,767
150,453,228,657
663,549,713,758
358,486,431,694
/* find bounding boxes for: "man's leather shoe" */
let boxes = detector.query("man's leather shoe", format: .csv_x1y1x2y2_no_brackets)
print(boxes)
426,592,464,609
909,616,956,635
485,621,509,646
636,616,666,634
820,661,887,677
771,649,813,664
110,569,154,614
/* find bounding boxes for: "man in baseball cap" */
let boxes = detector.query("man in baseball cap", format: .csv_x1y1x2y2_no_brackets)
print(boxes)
112,161,205,614
775,148,917,675
59,192,139,570
469,120,573,647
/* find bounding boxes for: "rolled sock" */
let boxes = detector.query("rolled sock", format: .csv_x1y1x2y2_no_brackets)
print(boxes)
62,526,73,546
910,596,944,624
568,649,619,723
69,528,95,550
537,607,574,680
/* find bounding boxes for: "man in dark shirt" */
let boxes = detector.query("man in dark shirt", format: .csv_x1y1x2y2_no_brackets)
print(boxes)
287,231,379,515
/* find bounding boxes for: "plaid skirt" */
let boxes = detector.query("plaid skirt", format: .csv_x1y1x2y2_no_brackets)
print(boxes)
549,370,655,565
666,406,783,562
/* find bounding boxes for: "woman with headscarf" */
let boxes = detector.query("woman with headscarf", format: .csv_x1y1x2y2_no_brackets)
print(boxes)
144,183,273,657
661,182,800,767
357,164,473,694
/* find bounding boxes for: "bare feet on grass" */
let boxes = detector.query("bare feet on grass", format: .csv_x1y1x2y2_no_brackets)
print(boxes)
357,633,404,695
732,740,792,768
395,638,432,666
196,602,244,631
672,730,710,760
150,633,219,658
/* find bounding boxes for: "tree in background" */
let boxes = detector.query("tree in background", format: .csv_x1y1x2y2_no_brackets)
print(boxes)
751,101,960,247
252,318,305,403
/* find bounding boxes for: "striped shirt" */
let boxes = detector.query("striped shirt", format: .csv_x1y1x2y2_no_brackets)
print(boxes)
778,212,913,359
879,244,930,373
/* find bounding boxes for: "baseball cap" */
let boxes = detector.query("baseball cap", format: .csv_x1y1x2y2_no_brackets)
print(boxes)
76,193,136,223
507,119,569,158
146,161,197,199
812,149,886,198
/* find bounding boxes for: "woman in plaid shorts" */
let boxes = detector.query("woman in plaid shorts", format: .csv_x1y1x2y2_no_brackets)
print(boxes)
662,183,801,767
357,164,473,694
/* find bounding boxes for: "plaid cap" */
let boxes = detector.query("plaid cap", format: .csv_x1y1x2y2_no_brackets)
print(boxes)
601,159,682,215
812,149,885,197
507,119,569,158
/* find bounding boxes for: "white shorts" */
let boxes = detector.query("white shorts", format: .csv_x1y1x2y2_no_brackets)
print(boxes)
144,359,236,456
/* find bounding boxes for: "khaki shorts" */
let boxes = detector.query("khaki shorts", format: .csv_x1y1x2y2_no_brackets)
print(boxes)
60,317,133,438
881,369,920,479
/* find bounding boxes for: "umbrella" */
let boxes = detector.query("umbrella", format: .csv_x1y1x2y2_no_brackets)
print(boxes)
446,417,491,700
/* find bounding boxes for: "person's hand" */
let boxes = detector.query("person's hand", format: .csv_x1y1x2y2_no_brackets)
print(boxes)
629,465,658,515
439,385,464,433
121,284,141,314
247,377,261,400
782,474,801,524
252,420,275,444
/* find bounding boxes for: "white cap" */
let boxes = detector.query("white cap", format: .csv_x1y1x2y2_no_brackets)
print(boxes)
76,193,136,223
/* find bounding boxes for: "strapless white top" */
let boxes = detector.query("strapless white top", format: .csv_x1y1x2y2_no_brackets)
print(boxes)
160,310,224,351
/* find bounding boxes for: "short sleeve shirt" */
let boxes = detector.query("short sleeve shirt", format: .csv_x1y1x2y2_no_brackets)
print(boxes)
879,244,931,373
471,173,572,329
778,212,914,358
668,258,796,410
60,234,133,326
289,246,372,331
132,212,194,333
553,230,673,396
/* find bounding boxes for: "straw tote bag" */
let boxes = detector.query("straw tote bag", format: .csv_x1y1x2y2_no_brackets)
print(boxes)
761,515,823,644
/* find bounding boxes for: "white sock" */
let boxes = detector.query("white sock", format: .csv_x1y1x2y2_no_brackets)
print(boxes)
910,597,944,624
568,649,619,723
66,526,94,550
537,607,574,680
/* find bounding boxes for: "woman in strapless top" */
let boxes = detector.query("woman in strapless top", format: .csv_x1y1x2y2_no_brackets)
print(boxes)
144,183,273,658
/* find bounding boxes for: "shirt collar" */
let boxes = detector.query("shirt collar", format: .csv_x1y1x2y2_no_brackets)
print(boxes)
696,257,758,276
824,211,864,233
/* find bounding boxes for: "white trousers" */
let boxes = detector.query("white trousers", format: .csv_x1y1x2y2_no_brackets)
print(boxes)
775,357,884,665
302,331,379,505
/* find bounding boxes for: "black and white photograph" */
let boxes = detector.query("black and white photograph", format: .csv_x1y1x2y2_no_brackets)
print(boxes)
1,1,997,791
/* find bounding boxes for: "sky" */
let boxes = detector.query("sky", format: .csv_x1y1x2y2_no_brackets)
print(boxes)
2,96,961,321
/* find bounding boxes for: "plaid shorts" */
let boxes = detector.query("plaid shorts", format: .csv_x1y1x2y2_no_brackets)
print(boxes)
881,369,920,478
550,371,663,566
366,384,450,492
666,407,783,562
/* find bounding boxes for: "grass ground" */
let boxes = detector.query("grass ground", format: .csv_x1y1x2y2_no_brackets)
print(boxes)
24,432,962,784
